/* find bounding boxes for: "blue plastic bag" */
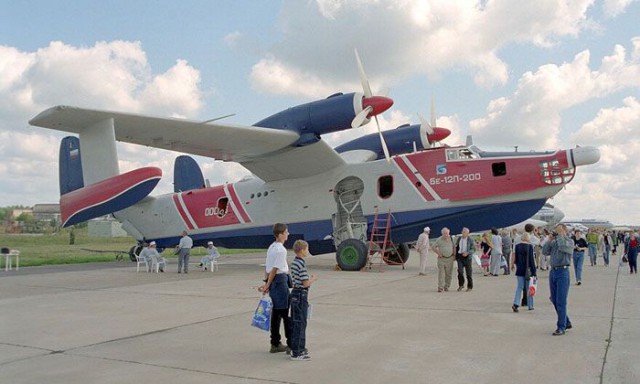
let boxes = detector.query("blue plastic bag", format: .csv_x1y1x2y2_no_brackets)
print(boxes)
251,295,272,332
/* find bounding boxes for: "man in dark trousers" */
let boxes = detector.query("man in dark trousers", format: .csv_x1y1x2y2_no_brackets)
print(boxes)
259,223,292,353
543,224,575,336
455,227,476,291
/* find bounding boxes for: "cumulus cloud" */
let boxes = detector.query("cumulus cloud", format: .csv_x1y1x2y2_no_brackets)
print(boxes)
249,0,598,96
0,41,206,206
469,38,640,150
602,0,637,17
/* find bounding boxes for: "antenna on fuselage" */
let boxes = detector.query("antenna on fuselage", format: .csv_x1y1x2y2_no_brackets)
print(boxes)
200,113,236,124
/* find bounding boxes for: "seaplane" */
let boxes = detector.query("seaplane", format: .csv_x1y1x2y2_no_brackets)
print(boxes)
29,52,600,271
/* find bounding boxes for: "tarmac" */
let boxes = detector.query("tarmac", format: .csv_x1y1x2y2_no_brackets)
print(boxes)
0,250,638,384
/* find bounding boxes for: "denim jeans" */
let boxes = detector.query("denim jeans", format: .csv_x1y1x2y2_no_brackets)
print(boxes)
513,275,533,309
604,245,610,265
588,244,597,265
290,288,308,357
549,268,571,331
572,251,584,282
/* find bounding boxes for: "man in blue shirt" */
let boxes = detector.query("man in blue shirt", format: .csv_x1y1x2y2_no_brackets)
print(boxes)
543,224,575,336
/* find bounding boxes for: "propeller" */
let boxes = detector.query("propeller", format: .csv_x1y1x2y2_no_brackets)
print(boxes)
417,97,450,148
352,49,392,162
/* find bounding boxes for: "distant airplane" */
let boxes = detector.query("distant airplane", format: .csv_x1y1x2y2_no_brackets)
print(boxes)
28,51,601,271
562,219,614,230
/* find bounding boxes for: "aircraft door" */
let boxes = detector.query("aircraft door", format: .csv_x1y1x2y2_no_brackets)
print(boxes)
332,176,367,248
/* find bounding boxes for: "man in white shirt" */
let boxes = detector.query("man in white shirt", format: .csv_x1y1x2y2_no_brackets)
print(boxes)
416,227,431,276
200,241,220,270
259,223,291,353
176,231,193,274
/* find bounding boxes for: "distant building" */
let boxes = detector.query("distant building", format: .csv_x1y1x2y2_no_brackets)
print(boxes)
10,208,33,219
33,204,61,223
88,217,129,237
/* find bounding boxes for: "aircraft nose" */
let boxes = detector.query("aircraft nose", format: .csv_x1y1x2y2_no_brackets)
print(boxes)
362,96,394,117
571,146,600,167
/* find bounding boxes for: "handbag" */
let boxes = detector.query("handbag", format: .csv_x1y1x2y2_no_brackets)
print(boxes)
528,276,538,297
251,295,273,332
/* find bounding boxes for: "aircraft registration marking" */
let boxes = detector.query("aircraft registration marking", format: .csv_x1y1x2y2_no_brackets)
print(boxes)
429,173,482,185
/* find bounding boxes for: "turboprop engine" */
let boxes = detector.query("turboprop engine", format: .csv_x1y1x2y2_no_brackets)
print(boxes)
253,92,393,146
335,123,451,160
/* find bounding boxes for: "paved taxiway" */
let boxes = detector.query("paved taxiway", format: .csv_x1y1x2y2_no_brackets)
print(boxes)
0,251,638,383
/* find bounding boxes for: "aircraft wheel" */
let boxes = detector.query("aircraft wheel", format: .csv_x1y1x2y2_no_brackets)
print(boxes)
129,245,142,262
384,243,411,265
336,239,368,271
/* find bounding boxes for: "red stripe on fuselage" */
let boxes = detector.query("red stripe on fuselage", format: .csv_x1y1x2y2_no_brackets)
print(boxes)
227,183,251,223
394,156,433,201
172,194,195,231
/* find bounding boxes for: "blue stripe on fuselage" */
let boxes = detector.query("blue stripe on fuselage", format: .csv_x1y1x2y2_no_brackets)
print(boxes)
149,199,546,254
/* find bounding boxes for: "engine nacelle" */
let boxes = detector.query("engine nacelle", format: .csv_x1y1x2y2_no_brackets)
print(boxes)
335,124,451,160
253,92,392,146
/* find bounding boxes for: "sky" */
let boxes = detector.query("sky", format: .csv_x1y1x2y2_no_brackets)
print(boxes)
1,0,639,225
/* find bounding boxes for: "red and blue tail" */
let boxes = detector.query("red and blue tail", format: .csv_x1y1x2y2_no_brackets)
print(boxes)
58,136,161,227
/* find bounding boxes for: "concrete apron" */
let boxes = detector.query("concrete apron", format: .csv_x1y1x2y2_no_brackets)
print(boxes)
0,251,637,384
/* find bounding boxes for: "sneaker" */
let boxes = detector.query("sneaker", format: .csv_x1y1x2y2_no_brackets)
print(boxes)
512,304,519,313
418,272,426,276
270,344,287,353
466,288,472,292
577,281,582,286
290,354,311,361
457,286,463,292
552,329,565,336
286,347,308,356
444,287,449,291
566,323,573,330
437,288,443,293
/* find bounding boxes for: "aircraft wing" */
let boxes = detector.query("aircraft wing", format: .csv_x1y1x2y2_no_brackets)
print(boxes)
30,105,346,182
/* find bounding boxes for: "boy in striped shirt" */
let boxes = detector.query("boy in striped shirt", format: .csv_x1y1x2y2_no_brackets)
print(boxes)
289,240,318,361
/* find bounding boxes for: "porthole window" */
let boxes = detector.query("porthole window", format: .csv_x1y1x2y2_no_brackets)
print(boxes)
250,193,255,199
264,191,269,196
257,192,262,197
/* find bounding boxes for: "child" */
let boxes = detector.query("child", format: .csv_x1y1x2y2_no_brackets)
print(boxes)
289,240,318,361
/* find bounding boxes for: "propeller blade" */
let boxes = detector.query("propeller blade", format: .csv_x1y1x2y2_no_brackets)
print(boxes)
418,112,434,135
351,106,373,128
375,115,391,162
354,48,373,98
430,97,437,127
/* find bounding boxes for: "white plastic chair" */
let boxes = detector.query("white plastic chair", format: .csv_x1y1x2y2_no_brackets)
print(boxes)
135,253,150,273
151,254,166,273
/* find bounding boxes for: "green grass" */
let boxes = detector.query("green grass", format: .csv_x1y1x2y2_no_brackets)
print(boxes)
0,228,265,268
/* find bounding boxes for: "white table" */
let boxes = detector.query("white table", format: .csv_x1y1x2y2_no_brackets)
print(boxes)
3,250,20,271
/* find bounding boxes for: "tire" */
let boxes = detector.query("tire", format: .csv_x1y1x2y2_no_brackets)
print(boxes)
336,239,368,271
384,243,411,265
129,245,143,262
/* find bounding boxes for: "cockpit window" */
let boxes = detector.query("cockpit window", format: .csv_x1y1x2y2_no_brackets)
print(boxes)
446,148,476,161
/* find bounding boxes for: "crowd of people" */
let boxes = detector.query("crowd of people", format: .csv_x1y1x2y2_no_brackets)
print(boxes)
418,224,640,336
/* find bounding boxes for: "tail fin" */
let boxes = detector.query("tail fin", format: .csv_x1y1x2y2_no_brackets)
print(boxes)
174,155,205,192
59,136,84,195
57,118,161,227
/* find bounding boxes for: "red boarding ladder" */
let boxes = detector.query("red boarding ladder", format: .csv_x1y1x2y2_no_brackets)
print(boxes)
366,209,405,271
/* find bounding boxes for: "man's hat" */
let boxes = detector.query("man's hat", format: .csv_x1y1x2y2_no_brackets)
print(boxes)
424,227,431,232
149,241,156,246
207,241,213,245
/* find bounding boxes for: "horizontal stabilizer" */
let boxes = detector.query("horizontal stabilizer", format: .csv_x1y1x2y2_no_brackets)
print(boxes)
60,167,162,227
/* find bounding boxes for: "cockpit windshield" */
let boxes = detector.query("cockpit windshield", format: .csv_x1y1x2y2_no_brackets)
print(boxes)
446,147,477,161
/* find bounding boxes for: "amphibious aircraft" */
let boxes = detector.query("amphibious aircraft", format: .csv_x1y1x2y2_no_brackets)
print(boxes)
29,54,600,271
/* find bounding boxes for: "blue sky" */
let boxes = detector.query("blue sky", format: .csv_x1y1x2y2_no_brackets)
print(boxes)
1,0,639,225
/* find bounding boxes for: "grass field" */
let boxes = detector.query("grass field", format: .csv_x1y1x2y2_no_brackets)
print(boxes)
0,228,265,268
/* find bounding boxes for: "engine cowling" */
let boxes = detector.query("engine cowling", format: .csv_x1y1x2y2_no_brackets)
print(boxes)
253,92,392,146
335,124,451,160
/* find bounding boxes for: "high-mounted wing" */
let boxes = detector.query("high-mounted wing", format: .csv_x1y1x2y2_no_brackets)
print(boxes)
29,105,345,181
